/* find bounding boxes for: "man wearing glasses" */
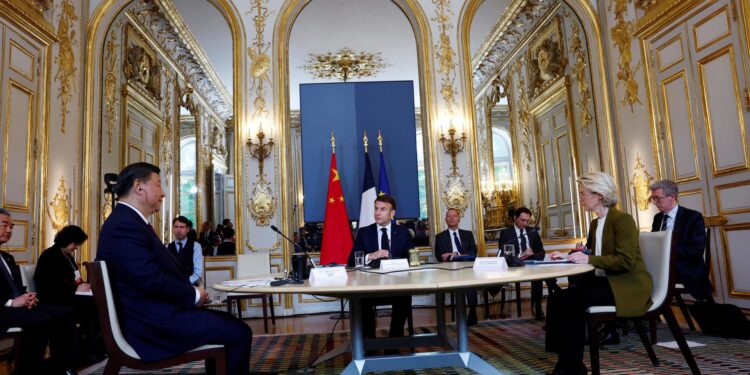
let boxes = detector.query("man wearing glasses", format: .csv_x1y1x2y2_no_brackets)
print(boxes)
649,180,713,301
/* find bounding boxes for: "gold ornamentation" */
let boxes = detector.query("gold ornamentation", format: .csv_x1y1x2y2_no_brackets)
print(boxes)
630,153,654,210
634,0,657,10
516,61,532,171
246,129,275,226
123,25,161,100
569,22,593,135
247,130,274,177
211,122,227,158
161,72,174,176
47,177,70,232
439,127,467,175
54,0,77,133
301,47,387,82
610,0,641,109
432,0,457,112
528,17,566,98
703,215,728,228
247,0,271,121
442,174,469,215
104,29,118,153
482,188,517,229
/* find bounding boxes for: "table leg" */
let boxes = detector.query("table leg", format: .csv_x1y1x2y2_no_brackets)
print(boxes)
454,290,468,352
349,296,364,361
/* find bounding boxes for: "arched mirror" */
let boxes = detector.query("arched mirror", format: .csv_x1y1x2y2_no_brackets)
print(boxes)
470,0,605,243
286,0,432,256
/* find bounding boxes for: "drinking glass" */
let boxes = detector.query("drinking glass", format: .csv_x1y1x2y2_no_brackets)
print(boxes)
354,251,365,268
503,244,516,257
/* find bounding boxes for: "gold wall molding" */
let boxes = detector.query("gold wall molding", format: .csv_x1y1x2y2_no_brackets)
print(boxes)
629,153,654,210
516,60,533,171
161,72,174,176
433,0,458,113
123,23,162,101
104,28,119,153
46,177,70,232
527,15,566,99
569,21,593,135
0,0,56,42
610,0,642,109
633,0,705,38
703,215,728,227
54,0,77,133
247,0,271,122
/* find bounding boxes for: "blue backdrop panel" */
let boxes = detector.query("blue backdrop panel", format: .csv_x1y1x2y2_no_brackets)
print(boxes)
300,81,419,222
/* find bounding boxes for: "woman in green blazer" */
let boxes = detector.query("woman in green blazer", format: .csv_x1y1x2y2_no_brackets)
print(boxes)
546,172,653,375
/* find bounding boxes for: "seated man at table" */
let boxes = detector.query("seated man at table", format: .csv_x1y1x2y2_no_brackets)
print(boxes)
498,207,559,320
435,208,479,325
348,194,414,338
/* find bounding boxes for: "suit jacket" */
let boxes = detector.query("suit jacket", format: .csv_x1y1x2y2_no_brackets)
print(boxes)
216,242,236,256
497,226,545,260
434,229,477,261
652,206,712,300
96,204,204,361
34,245,79,306
0,250,26,332
587,207,653,317
348,223,414,266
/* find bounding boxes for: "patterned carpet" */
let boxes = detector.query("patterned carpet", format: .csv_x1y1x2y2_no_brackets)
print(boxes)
93,319,750,374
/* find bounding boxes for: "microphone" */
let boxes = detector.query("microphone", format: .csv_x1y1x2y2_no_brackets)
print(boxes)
271,225,317,268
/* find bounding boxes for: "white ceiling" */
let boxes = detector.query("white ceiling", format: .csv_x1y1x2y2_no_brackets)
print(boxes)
172,0,511,112
172,0,233,98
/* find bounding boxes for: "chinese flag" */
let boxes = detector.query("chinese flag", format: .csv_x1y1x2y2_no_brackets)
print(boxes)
320,153,353,265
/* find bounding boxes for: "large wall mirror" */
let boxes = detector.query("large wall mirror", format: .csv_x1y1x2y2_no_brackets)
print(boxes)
470,0,604,244
285,0,433,255
93,0,237,249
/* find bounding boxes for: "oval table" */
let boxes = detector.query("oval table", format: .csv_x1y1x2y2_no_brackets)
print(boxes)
214,261,594,374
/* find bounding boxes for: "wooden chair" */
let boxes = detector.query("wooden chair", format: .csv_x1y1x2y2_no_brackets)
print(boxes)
86,261,227,375
225,253,275,333
586,231,701,375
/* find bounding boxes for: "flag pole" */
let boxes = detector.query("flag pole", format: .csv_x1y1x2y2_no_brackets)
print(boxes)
330,131,336,154
377,129,383,152
363,130,369,153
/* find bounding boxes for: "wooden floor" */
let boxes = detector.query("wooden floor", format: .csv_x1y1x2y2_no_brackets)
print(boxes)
1,298,701,375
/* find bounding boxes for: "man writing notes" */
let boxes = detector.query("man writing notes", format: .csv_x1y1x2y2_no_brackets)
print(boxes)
498,207,559,320
650,179,713,301
96,162,251,375
434,208,479,325
348,194,414,338
168,216,204,286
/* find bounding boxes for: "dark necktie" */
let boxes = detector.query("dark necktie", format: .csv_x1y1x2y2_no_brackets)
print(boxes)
0,259,21,298
520,229,527,253
177,241,184,253
453,231,464,253
661,214,669,231
381,228,390,251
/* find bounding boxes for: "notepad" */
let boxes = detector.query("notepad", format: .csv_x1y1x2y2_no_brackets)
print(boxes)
524,260,573,265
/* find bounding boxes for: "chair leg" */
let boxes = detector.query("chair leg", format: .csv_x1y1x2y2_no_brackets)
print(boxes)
207,352,227,375
499,287,507,318
450,292,455,322
103,359,121,375
483,289,490,319
268,295,276,325
650,316,657,344
515,282,521,318
261,297,269,334
674,293,696,332
632,318,659,366
662,307,701,375
587,316,601,375
407,308,414,336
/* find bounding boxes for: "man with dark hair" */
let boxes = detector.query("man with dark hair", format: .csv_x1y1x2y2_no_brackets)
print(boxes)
650,179,712,301
222,218,234,229
168,216,204,286
435,208,479,325
498,207,558,320
217,227,237,256
97,162,251,375
0,208,79,374
348,194,414,339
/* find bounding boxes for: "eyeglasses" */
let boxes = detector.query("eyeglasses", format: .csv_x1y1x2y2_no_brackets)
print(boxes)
578,191,596,200
648,195,667,202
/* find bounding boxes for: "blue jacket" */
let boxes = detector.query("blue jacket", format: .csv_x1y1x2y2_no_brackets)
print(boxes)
348,223,414,266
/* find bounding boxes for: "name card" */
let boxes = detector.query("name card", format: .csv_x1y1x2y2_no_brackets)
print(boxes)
309,266,348,284
380,258,410,272
473,257,509,272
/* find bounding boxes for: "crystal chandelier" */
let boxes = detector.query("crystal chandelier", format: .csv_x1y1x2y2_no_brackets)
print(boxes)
302,47,387,82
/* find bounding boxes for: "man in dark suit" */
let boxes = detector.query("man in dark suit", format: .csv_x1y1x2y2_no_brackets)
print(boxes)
435,208,479,325
348,194,414,338
650,179,713,301
96,163,251,375
216,227,237,256
498,207,558,320
0,208,79,374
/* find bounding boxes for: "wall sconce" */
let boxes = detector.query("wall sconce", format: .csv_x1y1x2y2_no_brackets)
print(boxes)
439,123,467,175
246,126,274,175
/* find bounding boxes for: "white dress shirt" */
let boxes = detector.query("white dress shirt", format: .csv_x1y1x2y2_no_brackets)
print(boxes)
594,214,607,277
661,205,679,231
366,223,392,264
449,228,462,254
514,225,530,251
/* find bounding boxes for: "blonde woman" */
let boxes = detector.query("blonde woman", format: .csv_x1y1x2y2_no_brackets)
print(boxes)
545,172,653,375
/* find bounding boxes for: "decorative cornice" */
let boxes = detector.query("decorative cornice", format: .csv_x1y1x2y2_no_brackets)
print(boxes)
471,0,526,69
633,0,704,38
472,0,558,95
127,0,232,120
0,0,57,43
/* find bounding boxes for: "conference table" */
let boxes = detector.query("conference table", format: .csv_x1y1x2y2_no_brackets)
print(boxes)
214,261,593,374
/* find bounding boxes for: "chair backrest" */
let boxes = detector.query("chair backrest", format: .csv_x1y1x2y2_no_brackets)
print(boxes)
85,261,141,359
19,264,36,292
639,231,673,312
236,252,271,278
